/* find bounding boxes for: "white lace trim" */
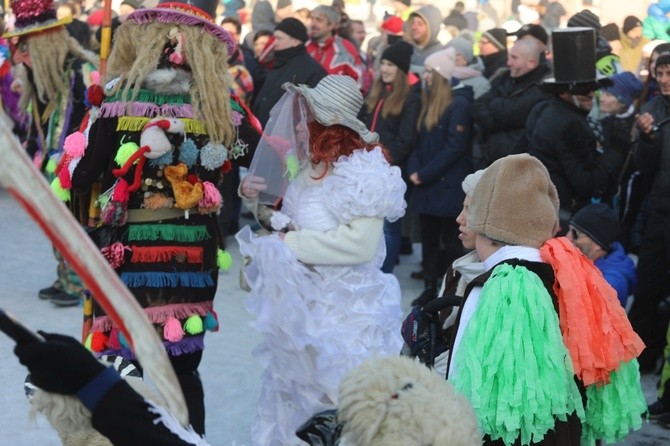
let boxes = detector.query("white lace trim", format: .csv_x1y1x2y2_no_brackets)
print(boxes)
323,147,406,223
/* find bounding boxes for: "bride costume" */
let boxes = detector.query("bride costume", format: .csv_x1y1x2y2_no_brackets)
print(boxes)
237,75,406,446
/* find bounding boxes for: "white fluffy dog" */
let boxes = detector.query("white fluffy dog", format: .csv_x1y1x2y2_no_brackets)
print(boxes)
337,356,482,446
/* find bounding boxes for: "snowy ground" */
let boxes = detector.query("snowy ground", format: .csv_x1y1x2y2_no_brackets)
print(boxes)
0,188,669,445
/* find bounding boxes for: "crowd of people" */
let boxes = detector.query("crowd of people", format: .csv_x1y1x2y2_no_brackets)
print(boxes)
1,0,670,445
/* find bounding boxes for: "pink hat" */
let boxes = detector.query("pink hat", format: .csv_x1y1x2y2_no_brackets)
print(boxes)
424,47,456,80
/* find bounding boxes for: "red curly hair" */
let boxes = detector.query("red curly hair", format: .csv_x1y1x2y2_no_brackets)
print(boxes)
307,121,390,179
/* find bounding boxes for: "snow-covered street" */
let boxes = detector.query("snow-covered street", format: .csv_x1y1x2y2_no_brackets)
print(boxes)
0,188,668,445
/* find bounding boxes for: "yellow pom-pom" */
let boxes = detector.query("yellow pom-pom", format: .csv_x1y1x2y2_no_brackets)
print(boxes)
84,332,93,350
217,249,233,270
114,141,140,167
285,154,299,180
183,315,204,335
45,158,58,174
51,177,71,202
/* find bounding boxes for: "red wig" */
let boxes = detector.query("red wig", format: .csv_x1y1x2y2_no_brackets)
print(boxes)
307,121,390,178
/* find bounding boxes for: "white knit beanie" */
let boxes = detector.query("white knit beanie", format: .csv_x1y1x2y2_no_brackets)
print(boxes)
424,47,457,81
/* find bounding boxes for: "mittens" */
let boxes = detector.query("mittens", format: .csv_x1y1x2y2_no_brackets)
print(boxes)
14,332,105,395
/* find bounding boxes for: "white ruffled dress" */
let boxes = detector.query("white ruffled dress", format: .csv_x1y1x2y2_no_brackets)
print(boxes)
237,148,406,446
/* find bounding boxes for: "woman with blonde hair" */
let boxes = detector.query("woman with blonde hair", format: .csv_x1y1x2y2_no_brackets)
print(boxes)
361,39,420,273
408,47,473,307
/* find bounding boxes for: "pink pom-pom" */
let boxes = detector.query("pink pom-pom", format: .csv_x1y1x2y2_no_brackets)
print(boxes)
198,181,222,208
91,71,101,85
101,242,129,269
107,328,121,350
112,179,130,202
163,317,185,342
64,131,87,158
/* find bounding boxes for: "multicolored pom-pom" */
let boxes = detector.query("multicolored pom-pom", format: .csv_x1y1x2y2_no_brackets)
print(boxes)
45,157,58,175
101,242,129,269
63,131,87,158
183,315,204,335
199,181,222,209
90,331,109,352
86,84,105,107
200,143,228,170
115,140,140,167
179,138,199,168
51,177,71,202
217,249,233,270
203,312,219,331
107,328,121,350
163,317,185,342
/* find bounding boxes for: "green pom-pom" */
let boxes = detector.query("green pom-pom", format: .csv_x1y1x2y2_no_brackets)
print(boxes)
51,177,71,202
183,315,204,335
217,249,233,270
582,359,647,443
284,154,299,180
114,141,140,167
45,158,58,174
84,332,93,351
203,312,218,331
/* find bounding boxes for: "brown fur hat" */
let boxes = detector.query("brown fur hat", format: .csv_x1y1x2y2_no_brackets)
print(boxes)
468,154,559,248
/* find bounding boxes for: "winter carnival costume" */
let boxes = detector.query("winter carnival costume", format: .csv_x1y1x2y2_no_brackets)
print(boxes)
5,0,98,305
447,154,646,445
237,75,405,446
58,0,261,433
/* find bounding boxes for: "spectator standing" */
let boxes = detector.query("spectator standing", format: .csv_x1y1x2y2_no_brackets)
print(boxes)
407,5,444,75
472,38,550,167
539,0,566,30
443,1,468,35
253,17,326,127
448,35,491,99
527,28,626,224
392,0,413,22
628,53,670,373
408,47,472,307
567,204,637,307
220,17,254,105
478,27,508,80
361,40,420,274
306,5,364,84
619,16,649,75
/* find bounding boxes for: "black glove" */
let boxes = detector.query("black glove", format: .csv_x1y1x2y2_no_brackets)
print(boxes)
14,332,105,395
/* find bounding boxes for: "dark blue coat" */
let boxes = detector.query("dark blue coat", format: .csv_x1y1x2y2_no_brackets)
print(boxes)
408,85,473,218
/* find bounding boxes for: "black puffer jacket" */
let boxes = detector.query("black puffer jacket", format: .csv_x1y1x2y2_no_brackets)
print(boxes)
472,63,551,167
634,95,670,213
252,45,327,127
527,97,626,213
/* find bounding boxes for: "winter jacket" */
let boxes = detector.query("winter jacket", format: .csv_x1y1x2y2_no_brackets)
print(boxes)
306,35,364,83
409,5,445,74
480,51,508,80
408,85,473,218
619,32,649,75
252,45,327,127
634,94,670,213
526,97,626,213
361,84,421,174
472,63,551,166
595,242,637,306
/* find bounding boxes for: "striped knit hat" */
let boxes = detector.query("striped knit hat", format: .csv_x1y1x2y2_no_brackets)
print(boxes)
283,75,379,144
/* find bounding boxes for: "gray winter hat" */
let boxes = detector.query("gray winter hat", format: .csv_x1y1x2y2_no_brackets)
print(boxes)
283,75,379,144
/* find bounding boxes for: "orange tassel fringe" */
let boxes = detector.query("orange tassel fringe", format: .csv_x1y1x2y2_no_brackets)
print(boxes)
540,237,645,386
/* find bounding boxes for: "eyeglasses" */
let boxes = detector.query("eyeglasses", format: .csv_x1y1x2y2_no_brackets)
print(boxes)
569,227,583,239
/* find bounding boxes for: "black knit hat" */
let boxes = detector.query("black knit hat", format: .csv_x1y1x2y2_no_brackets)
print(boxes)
622,16,642,35
381,40,413,74
511,24,548,45
567,9,601,31
483,28,507,50
275,17,308,43
570,203,620,251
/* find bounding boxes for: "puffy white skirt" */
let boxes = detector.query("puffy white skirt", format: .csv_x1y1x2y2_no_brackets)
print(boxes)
237,226,404,446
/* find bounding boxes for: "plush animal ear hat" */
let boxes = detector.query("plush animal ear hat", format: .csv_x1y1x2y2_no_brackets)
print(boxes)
126,0,236,55
4,0,72,38
468,154,559,248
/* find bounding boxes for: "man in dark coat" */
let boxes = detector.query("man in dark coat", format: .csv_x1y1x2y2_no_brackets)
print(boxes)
472,38,550,167
526,29,626,223
252,17,326,127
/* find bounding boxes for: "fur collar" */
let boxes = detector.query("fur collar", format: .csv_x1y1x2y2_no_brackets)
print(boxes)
141,68,192,94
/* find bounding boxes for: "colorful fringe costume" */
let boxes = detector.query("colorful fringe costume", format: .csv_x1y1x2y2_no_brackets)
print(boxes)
449,240,646,445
